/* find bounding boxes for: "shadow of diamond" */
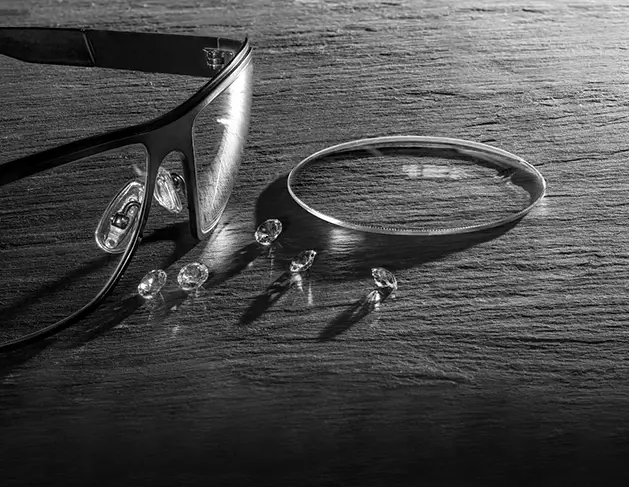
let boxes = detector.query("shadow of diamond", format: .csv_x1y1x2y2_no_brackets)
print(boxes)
318,287,392,341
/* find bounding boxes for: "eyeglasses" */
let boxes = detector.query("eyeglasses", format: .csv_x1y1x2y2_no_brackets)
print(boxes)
0,27,253,352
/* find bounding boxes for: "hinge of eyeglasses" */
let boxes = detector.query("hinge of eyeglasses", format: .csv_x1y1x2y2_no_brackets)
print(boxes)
203,48,234,72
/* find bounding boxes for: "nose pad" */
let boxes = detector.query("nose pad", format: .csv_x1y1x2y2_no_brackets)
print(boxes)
154,166,186,214
95,180,144,254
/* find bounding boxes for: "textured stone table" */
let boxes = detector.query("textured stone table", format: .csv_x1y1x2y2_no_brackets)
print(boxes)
1,1,629,485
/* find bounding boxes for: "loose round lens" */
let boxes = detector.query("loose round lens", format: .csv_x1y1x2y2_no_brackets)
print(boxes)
0,144,148,345
192,61,252,235
289,145,537,233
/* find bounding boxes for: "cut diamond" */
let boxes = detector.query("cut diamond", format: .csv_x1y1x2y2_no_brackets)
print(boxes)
371,267,398,290
177,262,210,291
254,219,283,245
138,269,167,299
290,250,317,273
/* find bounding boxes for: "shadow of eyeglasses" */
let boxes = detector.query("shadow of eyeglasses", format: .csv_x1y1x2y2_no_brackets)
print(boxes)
3,168,524,361
70,172,522,344
255,175,522,282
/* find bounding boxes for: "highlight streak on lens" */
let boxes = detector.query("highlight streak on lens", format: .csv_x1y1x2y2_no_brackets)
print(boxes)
198,217,239,269
204,71,249,227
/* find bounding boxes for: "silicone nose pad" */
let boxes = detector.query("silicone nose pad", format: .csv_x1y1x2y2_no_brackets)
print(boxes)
154,167,185,214
95,180,144,254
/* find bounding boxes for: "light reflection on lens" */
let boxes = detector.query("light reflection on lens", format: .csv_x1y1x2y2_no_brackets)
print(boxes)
192,61,252,235
289,146,534,233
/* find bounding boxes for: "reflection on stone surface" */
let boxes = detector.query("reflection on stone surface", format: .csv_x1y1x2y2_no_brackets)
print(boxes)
327,226,365,253
366,288,382,309
198,218,239,269
307,280,314,307
144,293,166,313
292,272,303,292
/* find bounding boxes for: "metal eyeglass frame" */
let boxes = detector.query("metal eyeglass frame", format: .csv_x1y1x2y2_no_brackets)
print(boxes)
0,27,253,352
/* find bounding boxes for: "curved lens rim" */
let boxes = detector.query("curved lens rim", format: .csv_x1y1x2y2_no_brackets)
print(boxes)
0,143,153,353
286,135,547,236
0,38,253,353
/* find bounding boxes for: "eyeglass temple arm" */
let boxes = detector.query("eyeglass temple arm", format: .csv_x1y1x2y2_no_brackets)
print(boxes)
0,27,242,77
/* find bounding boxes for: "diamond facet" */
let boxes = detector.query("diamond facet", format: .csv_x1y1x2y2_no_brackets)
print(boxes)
290,250,317,273
255,219,283,245
177,262,210,291
138,269,167,299
371,267,398,291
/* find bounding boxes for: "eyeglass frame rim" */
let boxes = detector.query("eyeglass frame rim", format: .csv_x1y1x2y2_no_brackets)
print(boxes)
0,28,251,182
0,28,253,353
